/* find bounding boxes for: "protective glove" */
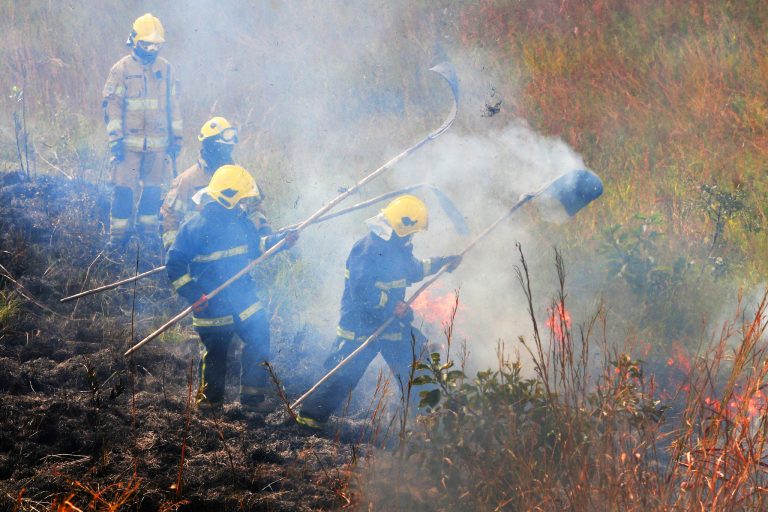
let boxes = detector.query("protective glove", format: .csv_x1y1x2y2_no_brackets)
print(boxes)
281,228,299,249
191,293,208,313
109,139,124,162
166,141,182,159
444,254,463,273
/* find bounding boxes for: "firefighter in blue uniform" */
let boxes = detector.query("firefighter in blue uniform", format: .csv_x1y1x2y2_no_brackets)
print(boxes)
297,195,461,427
165,164,296,412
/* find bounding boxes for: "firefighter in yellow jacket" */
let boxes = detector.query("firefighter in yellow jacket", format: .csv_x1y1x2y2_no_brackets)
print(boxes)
102,13,183,249
160,117,239,251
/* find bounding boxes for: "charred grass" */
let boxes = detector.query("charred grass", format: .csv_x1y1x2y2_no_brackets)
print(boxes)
0,174,352,511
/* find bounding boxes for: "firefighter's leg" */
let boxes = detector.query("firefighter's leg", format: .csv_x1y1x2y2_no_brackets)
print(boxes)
298,337,379,423
109,151,141,245
381,326,430,413
236,308,270,405
135,152,167,238
197,328,233,408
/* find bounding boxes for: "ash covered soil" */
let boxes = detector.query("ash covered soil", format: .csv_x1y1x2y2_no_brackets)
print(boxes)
0,172,358,511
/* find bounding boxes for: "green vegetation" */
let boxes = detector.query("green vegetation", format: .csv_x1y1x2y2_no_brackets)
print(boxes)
0,290,21,329
358,249,768,511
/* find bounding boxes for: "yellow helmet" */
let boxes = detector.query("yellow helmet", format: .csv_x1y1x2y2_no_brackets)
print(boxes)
129,13,165,45
198,116,238,143
382,195,428,237
206,165,261,209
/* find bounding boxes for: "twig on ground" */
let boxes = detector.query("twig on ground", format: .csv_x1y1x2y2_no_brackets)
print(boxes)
264,361,297,421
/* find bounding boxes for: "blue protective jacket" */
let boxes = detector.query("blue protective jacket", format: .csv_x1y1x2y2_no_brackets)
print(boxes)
165,202,283,330
336,232,452,342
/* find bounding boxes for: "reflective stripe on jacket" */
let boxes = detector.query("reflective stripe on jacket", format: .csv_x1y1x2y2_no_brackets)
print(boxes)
102,54,183,152
165,201,281,330
337,232,450,340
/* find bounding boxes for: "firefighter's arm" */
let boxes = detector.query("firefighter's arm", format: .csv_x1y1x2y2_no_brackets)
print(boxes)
159,180,184,250
260,230,298,254
102,63,125,143
247,212,298,257
408,255,462,282
404,256,429,283
423,255,462,277
165,230,205,305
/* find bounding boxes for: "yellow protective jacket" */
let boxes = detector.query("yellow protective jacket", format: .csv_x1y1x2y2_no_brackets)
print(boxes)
159,160,270,249
102,54,183,152
160,160,210,248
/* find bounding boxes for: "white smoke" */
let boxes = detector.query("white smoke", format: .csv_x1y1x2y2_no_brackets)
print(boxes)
0,1,600,382
155,1,594,375
288,120,590,377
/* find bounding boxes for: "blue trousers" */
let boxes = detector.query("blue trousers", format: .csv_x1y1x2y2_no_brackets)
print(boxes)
299,326,427,422
197,310,270,405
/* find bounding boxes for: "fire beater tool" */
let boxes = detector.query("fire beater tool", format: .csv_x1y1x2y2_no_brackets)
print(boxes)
61,183,467,303
289,169,604,411
124,62,460,357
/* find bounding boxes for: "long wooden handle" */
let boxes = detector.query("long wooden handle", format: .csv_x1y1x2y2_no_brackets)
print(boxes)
60,266,166,303
124,305,192,357
290,317,396,410
280,185,427,231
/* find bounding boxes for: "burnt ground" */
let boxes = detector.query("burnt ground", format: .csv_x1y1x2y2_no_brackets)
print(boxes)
0,172,368,511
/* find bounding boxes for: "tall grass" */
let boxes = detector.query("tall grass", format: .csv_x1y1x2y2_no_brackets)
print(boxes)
357,247,768,511
0,290,22,329
447,0,768,278
375,248,668,510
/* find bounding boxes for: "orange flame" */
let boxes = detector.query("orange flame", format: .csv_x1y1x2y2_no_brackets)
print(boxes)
412,289,460,326
638,341,767,425
656,342,692,399
704,387,768,425
667,342,691,374
545,303,572,342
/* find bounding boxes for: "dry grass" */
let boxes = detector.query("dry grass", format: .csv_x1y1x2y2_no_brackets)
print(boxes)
354,247,768,511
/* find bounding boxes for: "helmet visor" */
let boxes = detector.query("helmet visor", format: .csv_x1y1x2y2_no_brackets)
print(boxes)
137,40,163,53
218,127,238,144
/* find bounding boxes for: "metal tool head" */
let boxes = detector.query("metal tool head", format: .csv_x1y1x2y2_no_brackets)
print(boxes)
541,169,603,217
429,62,459,104
427,62,459,140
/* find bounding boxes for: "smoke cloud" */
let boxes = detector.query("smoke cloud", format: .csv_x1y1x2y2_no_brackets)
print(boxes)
1,0,598,384
153,2,593,376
